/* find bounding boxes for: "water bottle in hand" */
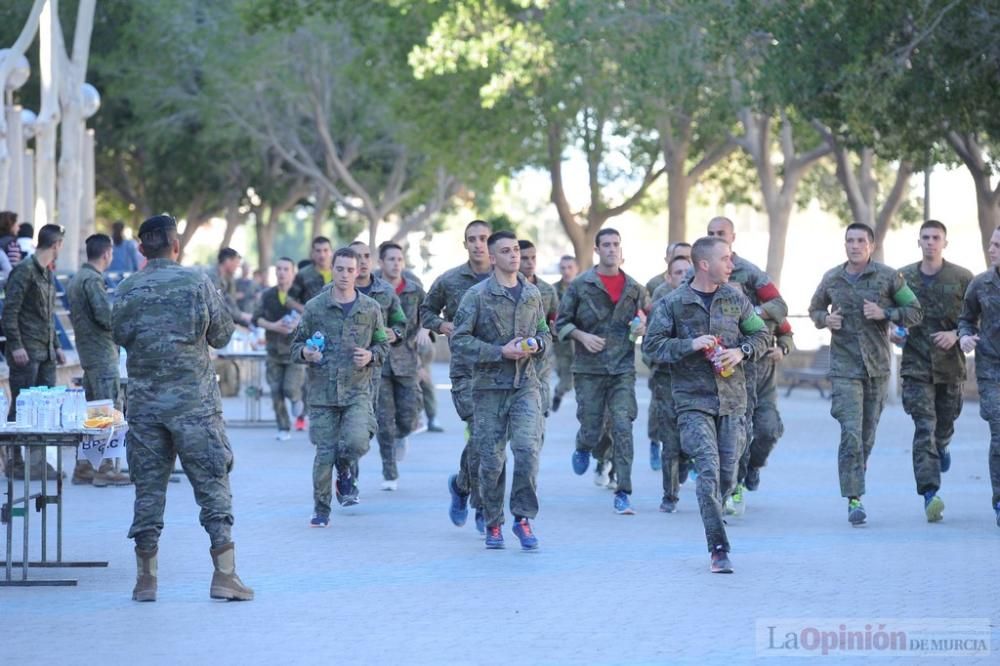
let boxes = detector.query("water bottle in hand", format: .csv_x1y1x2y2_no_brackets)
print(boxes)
306,331,326,353
892,325,908,348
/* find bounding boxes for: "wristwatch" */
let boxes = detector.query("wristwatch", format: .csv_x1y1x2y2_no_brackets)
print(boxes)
740,342,753,357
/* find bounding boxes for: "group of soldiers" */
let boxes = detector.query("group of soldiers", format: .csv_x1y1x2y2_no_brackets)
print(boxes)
5,209,1000,600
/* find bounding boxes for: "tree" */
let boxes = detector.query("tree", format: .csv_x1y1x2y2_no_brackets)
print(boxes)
410,0,665,267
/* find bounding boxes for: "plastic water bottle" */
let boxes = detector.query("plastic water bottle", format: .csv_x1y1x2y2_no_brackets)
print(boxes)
518,337,539,353
628,311,645,342
15,390,30,427
306,331,326,353
892,325,908,348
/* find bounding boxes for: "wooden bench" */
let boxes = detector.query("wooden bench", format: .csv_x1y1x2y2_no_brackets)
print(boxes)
783,345,831,398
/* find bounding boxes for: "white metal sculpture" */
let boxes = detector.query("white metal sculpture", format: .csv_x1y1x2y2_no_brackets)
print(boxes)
1,0,98,270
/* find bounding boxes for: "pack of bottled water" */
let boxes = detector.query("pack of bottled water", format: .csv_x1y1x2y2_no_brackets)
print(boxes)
8,385,88,431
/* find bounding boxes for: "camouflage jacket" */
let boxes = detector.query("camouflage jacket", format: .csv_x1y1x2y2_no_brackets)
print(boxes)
809,260,922,379
527,275,559,324
290,290,389,406
554,268,650,375
208,265,244,325
420,261,490,378
729,253,788,322
900,260,973,384
327,276,408,349
2,254,59,360
959,267,1000,382
67,263,117,372
252,286,297,360
384,276,425,378
288,264,330,308
643,282,769,415
651,281,675,303
451,274,551,390
646,272,667,297
112,259,234,421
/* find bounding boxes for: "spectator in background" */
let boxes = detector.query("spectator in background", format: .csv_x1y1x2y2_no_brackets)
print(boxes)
109,220,143,273
0,211,23,272
17,222,35,258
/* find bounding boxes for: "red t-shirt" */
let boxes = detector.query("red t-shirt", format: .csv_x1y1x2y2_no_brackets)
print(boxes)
598,271,626,304
394,277,406,295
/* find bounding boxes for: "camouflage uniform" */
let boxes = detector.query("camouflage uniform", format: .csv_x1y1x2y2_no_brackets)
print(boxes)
899,260,973,496
417,337,437,425
2,255,61,469
112,258,237,550
648,282,680,503
809,261,922,498
958,267,1000,509
645,273,667,298
451,274,551,528
420,262,490,506
643,282,769,552
555,268,650,495
552,279,575,403
288,264,330,307
290,291,388,517
725,254,790,484
527,274,559,411
252,287,305,432
376,277,425,481
208,265,245,325
67,262,123,476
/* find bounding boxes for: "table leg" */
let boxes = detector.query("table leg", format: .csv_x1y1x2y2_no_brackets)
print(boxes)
57,445,64,562
40,450,47,563
5,465,12,583
22,445,29,581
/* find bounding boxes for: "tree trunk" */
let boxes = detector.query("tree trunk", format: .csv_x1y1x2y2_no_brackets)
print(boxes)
666,163,689,245
312,189,331,241
946,132,1000,265
220,205,243,250
255,211,275,272
763,192,795,286
871,161,913,262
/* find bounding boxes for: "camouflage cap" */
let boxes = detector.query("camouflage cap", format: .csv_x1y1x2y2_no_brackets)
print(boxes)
138,214,177,237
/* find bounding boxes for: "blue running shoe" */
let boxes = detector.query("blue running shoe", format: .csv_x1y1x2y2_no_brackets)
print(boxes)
336,470,359,506
924,492,944,523
572,449,591,475
485,524,504,549
649,441,662,471
848,498,866,526
512,518,539,550
475,509,485,534
309,514,330,528
448,474,469,526
940,447,951,473
613,490,635,515
995,502,1000,528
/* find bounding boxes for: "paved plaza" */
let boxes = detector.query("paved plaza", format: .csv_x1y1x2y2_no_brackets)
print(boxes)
4,364,999,665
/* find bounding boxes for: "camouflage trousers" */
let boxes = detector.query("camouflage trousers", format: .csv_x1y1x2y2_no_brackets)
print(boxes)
6,355,57,468
451,374,483,510
266,360,304,432
82,368,122,407
976,381,1000,507
650,370,682,503
902,378,963,496
574,372,637,494
830,376,888,498
418,340,437,422
678,410,744,553
473,385,543,528
126,413,234,550
738,358,784,482
553,340,574,400
310,402,375,516
376,373,420,481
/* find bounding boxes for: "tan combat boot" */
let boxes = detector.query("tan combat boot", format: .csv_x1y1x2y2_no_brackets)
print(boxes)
209,543,254,601
71,460,95,485
92,460,131,487
132,547,157,602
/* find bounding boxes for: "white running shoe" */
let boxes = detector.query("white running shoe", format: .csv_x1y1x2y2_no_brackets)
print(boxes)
276,431,291,441
593,460,611,487
380,479,398,491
